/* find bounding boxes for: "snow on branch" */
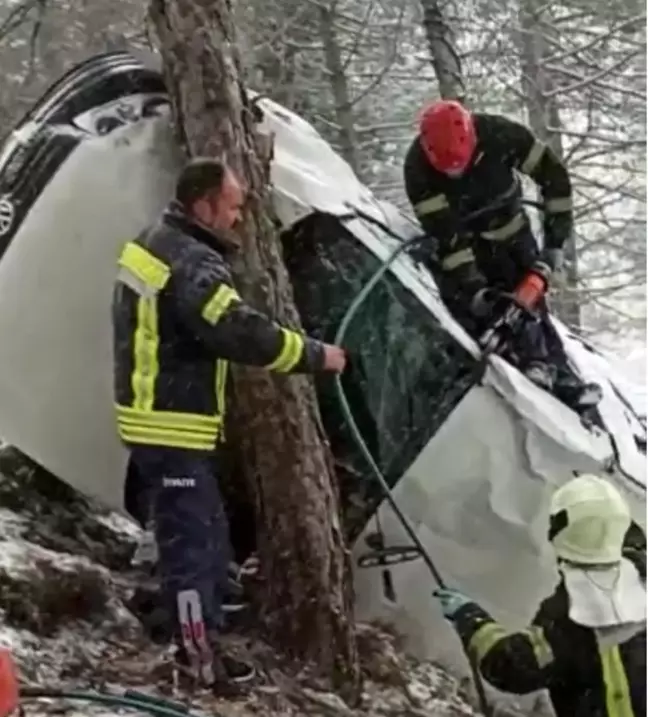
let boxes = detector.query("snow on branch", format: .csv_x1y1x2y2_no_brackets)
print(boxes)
543,50,644,99
540,13,645,66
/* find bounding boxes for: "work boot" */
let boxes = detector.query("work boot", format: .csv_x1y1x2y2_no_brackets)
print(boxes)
524,362,555,392
573,382,603,407
173,641,255,696
556,379,603,411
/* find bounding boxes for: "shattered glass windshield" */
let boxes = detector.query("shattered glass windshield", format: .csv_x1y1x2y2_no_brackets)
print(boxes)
282,212,477,540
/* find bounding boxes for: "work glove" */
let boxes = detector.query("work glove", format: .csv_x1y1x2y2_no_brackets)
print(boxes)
515,245,565,309
514,272,547,311
532,247,563,283
131,524,158,567
433,587,473,620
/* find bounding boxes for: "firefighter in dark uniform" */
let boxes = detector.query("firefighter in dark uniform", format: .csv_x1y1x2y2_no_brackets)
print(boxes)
403,99,601,411
434,474,646,717
112,158,347,691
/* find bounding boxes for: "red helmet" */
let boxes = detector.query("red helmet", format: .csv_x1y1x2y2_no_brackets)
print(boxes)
419,100,476,175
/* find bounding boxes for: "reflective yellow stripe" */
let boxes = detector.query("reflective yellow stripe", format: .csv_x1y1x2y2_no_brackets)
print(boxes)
131,296,159,411
116,405,221,450
469,622,554,670
469,623,509,662
527,626,554,669
215,359,228,443
202,284,241,325
600,645,635,717
215,360,228,415
414,194,449,217
545,197,572,213
118,426,218,451
265,329,304,372
118,242,170,290
442,247,475,271
520,140,545,175
119,242,169,413
116,405,221,431
481,212,526,240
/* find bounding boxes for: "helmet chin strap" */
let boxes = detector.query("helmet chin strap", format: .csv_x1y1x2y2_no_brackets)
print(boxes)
558,557,623,571
445,167,465,178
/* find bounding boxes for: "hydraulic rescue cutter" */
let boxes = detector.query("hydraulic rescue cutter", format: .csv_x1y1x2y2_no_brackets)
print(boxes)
477,270,547,364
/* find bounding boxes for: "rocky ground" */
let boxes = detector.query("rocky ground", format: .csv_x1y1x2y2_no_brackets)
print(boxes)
0,446,537,717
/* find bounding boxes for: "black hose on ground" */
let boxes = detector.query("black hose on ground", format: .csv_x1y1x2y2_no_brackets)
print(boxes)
19,685,213,717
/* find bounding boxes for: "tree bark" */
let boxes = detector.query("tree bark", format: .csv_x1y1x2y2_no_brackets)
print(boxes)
418,0,466,102
148,0,360,696
516,0,581,329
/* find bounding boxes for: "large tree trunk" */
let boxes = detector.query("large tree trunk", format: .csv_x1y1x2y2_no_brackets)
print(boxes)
418,0,466,101
148,0,360,695
516,0,581,329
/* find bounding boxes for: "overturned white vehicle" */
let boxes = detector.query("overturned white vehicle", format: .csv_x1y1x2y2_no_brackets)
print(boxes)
0,51,644,681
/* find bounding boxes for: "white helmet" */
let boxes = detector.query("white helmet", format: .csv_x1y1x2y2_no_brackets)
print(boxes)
549,474,631,565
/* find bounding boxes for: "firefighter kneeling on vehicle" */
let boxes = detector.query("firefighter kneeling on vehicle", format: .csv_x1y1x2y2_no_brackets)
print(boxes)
403,99,601,413
435,474,646,717
112,158,347,692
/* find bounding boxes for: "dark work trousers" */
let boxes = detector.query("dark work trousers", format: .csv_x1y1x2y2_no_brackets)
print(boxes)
127,446,232,640
124,456,150,529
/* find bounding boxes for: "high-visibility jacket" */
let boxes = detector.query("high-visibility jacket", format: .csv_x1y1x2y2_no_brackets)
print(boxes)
112,204,326,452
452,529,646,717
403,113,573,298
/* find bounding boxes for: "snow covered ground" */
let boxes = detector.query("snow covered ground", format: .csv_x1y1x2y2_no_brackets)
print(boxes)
0,446,535,717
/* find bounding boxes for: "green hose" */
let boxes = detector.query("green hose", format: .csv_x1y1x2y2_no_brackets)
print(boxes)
333,237,446,583
332,236,494,717
19,686,212,717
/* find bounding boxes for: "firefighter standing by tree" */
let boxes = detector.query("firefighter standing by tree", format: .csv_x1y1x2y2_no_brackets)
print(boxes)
112,158,347,691
434,474,646,717
403,99,601,412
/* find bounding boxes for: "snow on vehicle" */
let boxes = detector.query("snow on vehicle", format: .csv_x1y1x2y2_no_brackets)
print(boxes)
0,51,644,681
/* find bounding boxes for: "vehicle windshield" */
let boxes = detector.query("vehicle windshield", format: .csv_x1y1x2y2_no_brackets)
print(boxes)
282,212,477,540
